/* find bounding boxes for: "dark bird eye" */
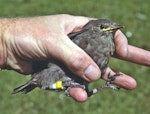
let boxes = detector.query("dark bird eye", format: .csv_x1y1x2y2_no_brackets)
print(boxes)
100,25,105,29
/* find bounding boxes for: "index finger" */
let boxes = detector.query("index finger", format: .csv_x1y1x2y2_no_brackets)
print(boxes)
114,30,150,66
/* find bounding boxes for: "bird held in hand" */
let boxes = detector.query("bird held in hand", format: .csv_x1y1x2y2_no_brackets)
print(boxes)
12,19,123,97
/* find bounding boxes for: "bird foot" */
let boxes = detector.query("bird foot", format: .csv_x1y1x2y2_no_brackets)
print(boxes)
62,72,121,97
87,72,121,97
62,81,85,96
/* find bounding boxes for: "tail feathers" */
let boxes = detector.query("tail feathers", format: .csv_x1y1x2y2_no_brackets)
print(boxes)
12,82,36,94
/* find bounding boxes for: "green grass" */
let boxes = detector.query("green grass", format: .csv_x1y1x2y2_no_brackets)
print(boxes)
0,0,150,114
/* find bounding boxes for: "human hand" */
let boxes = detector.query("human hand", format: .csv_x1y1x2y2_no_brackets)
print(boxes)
0,14,150,102
0,14,100,101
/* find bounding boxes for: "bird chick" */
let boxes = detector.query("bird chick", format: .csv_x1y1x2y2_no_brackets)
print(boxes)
12,19,123,97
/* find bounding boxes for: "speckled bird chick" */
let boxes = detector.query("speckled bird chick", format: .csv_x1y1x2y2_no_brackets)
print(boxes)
13,19,123,97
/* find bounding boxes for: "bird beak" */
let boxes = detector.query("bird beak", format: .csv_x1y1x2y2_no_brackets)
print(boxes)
102,25,124,32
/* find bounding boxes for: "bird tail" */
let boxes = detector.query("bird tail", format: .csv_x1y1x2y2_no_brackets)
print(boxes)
12,81,36,94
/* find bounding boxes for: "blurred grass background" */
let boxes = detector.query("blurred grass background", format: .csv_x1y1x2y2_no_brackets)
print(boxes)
0,0,149,114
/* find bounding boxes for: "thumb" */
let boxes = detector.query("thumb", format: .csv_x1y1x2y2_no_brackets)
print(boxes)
56,34,101,81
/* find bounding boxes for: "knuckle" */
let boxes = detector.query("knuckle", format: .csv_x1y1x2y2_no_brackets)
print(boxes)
68,52,87,71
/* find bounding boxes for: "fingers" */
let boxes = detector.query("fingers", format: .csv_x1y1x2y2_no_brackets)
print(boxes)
69,88,88,102
102,67,137,90
69,66,137,102
121,45,150,66
126,46,150,66
114,30,150,66
114,30,129,59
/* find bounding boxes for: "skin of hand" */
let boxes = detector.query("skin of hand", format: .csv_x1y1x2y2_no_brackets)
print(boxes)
0,14,150,102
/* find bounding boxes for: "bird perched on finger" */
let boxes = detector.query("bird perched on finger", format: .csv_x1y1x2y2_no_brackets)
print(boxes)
12,19,123,97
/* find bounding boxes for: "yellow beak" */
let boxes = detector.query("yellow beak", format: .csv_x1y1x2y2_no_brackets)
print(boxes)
102,25,124,32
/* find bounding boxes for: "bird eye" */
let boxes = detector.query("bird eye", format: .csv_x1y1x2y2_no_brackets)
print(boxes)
100,25,105,29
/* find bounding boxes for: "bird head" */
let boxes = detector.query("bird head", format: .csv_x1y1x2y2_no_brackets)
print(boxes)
99,19,124,33
85,19,124,33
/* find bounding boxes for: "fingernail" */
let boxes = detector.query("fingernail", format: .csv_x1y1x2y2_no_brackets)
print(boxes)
84,64,100,81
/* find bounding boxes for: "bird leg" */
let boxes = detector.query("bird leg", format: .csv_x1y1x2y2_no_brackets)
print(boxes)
87,72,121,97
62,80,86,96
60,72,121,97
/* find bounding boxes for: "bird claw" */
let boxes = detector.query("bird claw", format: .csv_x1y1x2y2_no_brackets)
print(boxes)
103,71,121,90
62,81,86,96
63,72,121,97
87,72,121,97
107,71,121,82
